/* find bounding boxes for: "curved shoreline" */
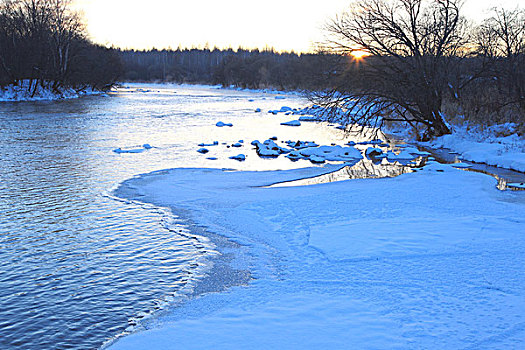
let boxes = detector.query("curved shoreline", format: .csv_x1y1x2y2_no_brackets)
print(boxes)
103,166,342,348
108,165,525,349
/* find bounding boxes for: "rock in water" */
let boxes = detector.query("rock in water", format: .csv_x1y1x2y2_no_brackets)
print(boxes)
229,154,246,161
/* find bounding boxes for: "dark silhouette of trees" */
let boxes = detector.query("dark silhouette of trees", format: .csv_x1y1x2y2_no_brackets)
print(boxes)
117,47,340,91
319,0,470,140
477,7,525,112
0,0,120,93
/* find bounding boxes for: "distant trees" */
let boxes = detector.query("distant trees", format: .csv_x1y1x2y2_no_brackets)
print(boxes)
475,7,525,114
0,0,120,93
117,48,340,91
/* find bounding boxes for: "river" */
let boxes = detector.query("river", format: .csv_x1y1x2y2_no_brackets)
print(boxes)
0,84,366,349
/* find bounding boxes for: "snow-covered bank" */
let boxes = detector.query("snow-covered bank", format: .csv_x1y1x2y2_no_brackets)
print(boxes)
0,81,104,102
418,123,525,173
109,163,525,349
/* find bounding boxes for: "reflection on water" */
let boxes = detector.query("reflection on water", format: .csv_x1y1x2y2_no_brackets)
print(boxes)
419,146,525,191
0,84,346,350
268,155,425,188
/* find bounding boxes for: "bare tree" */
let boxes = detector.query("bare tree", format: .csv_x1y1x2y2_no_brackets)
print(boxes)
0,0,118,92
477,7,525,112
318,0,470,140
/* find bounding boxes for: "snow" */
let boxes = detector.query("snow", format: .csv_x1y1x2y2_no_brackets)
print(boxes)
309,155,326,164
253,139,290,157
229,154,246,161
298,116,317,122
390,123,525,173
508,182,525,190
365,147,383,157
109,162,525,349
0,81,103,102
198,141,219,147
113,144,153,154
298,145,363,162
280,120,301,127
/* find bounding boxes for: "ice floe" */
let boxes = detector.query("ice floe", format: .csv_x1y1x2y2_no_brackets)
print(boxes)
229,154,246,161
113,144,153,154
280,120,301,127
198,141,219,147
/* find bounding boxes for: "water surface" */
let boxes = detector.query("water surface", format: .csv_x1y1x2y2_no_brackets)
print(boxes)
0,84,364,349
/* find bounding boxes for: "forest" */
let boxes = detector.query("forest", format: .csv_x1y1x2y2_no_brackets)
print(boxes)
0,0,121,94
118,47,341,91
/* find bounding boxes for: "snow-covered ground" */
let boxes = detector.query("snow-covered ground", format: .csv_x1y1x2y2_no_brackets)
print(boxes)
419,123,525,173
0,81,103,102
109,159,525,349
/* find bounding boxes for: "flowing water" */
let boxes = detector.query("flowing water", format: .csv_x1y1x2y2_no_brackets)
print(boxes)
1,84,522,350
0,84,372,349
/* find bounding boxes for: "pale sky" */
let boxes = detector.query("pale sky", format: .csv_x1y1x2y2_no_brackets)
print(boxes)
74,0,520,52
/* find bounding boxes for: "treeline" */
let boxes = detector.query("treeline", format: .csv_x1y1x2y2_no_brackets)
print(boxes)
118,48,341,91
0,0,121,94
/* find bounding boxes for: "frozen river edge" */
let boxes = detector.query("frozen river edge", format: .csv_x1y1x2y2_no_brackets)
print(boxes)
108,163,525,349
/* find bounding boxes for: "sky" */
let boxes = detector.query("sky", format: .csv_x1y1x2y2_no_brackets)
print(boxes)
74,0,520,53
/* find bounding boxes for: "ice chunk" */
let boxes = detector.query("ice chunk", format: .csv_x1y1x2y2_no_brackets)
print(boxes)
298,116,318,122
197,148,209,154
253,139,289,157
198,141,219,147
232,143,243,148
113,147,145,154
281,120,301,127
286,140,319,149
286,151,305,161
216,121,233,127
310,155,326,164
299,145,363,161
229,154,246,161
365,147,383,158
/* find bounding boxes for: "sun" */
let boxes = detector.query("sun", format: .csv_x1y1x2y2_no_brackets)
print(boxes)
351,50,370,60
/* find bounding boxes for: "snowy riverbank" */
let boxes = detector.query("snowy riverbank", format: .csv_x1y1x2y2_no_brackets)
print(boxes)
294,105,525,174
417,123,525,173
109,162,525,349
0,81,105,102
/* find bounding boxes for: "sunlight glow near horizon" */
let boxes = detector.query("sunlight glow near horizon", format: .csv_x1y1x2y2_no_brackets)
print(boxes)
75,0,520,53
